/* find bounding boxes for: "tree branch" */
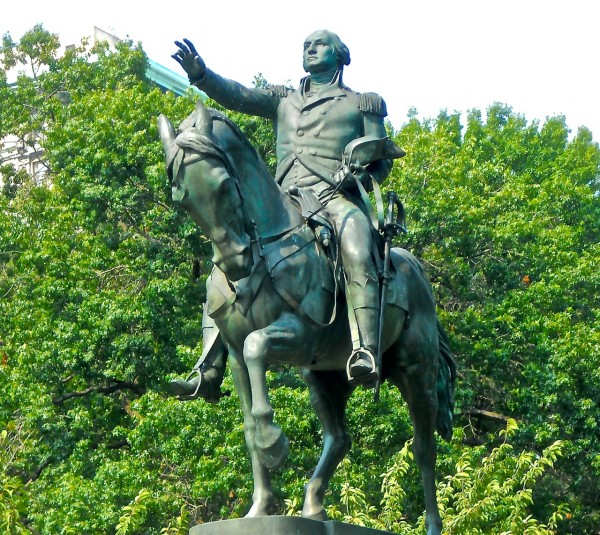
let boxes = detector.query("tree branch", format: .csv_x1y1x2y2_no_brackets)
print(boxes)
123,209,164,246
26,457,52,484
107,439,129,450
464,408,512,424
52,380,146,405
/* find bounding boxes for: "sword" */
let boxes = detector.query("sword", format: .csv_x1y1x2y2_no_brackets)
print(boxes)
374,191,406,402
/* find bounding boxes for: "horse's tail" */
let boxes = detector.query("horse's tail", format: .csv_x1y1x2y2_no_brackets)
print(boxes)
436,318,456,441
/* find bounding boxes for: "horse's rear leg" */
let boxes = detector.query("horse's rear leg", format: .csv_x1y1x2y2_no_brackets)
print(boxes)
412,393,442,535
301,369,354,520
390,347,442,535
228,353,275,516
243,312,312,470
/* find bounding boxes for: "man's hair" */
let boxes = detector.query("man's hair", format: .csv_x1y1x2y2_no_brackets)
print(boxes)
327,31,351,69
306,30,351,69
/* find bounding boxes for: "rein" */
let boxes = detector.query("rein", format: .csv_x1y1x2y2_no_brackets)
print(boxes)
172,117,303,251
172,118,340,328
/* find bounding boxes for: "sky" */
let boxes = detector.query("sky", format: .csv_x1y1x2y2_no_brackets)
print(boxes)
3,0,599,140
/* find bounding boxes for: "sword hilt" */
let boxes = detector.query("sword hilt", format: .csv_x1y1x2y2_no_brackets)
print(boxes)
383,191,407,239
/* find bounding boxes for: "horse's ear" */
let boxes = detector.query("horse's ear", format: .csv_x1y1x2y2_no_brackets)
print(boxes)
157,114,176,154
194,99,213,136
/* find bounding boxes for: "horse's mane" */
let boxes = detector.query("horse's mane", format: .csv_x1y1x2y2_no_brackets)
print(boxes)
208,109,262,160
164,107,262,201
174,108,260,160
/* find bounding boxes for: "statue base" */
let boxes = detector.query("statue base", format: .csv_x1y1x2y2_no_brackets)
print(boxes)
189,516,394,535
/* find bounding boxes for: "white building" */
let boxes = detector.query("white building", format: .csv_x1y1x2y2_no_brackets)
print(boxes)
0,27,198,188
0,134,49,186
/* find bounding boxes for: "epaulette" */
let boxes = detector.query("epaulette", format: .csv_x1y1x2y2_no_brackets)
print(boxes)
268,85,290,98
358,92,388,117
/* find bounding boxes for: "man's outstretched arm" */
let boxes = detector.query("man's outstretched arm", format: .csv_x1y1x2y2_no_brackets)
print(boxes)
173,38,280,120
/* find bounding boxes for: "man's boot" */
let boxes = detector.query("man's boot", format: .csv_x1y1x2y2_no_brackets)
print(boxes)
168,309,229,402
345,277,380,388
347,305,380,387
168,347,229,402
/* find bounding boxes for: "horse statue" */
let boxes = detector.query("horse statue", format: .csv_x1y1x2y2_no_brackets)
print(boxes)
157,99,456,535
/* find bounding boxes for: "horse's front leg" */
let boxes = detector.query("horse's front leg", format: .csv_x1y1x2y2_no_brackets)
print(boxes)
228,352,275,516
301,369,354,520
243,312,312,470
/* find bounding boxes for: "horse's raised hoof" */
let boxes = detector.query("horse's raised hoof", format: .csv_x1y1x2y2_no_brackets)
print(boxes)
256,426,289,470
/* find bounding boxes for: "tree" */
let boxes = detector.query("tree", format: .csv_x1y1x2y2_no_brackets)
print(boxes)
325,421,568,534
1,26,209,533
389,104,600,532
1,25,284,534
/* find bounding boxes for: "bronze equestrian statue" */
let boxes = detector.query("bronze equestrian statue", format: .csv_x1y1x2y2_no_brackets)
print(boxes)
159,30,456,535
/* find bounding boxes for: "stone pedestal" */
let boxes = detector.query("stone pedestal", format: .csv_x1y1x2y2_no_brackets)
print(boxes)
189,516,394,535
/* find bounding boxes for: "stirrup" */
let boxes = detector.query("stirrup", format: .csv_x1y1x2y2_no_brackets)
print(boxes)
168,368,203,401
168,368,230,403
346,348,378,387
183,368,205,399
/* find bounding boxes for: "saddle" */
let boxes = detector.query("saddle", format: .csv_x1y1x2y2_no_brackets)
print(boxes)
287,186,386,280
286,187,408,314
206,149,408,326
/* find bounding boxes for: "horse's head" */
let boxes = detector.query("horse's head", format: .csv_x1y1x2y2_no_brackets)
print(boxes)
158,100,252,281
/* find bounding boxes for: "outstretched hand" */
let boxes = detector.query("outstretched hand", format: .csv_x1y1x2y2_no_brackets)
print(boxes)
172,38,206,82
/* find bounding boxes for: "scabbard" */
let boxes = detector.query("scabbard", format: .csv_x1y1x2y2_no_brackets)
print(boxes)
374,236,393,402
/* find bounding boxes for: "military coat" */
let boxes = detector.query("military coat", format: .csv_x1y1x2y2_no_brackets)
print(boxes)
196,69,392,190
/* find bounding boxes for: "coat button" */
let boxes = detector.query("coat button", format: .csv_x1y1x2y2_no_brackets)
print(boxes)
320,109,326,115
314,130,320,137
297,129,304,136
303,110,310,116
297,148,303,154
310,149,317,155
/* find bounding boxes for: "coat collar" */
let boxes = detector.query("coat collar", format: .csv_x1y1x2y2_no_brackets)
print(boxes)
288,70,350,111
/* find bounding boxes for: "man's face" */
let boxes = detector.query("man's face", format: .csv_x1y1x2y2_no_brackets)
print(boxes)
303,31,338,74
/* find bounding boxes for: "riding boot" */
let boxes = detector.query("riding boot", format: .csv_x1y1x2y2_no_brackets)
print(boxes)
168,308,230,402
347,306,380,387
345,279,380,388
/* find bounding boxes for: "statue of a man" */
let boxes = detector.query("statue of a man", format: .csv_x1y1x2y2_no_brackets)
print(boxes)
170,30,398,395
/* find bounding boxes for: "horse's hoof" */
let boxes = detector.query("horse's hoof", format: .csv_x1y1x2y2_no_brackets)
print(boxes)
246,496,276,517
245,505,268,517
301,507,328,521
256,427,289,470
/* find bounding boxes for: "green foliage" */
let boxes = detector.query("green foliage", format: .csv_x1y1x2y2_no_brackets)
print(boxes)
327,422,569,534
434,421,566,535
0,421,31,534
116,489,152,535
160,505,189,535
1,25,206,534
389,104,599,532
1,23,60,77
